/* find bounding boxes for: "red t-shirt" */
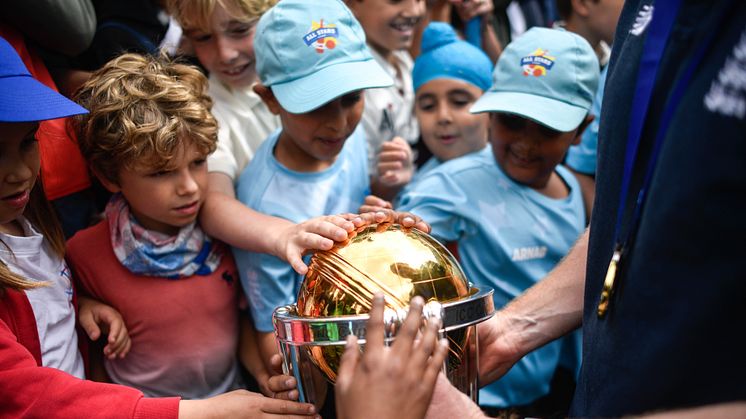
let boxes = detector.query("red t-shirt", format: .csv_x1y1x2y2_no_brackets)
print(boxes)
67,221,241,398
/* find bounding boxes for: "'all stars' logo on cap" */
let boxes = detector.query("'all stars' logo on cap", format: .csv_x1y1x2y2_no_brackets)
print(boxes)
521,48,556,77
303,20,339,53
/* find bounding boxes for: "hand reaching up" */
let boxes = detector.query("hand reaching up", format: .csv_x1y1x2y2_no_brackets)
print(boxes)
335,294,449,419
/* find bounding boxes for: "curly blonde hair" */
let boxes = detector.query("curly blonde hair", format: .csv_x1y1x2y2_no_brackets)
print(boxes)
71,53,218,185
166,0,278,32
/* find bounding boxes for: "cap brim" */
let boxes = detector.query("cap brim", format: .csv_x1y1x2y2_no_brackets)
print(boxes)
0,75,88,122
271,58,394,114
470,91,587,132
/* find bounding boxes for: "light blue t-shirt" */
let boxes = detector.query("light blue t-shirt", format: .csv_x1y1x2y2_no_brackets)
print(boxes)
565,65,608,175
233,127,370,332
398,145,585,408
394,155,442,207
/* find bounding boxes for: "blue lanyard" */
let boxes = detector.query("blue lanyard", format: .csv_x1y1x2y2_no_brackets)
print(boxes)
598,0,733,317
612,0,682,247
614,0,735,247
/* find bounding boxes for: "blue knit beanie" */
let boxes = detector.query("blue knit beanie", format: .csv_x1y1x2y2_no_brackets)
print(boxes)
412,22,493,92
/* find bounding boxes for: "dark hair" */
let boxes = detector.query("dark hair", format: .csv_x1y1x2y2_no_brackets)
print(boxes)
556,0,602,21
556,0,572,20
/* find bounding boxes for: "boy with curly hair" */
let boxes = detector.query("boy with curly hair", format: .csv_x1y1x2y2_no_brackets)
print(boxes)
66,53,354,408
67,53,247,400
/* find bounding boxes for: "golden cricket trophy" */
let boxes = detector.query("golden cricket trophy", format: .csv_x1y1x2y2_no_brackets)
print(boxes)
272,223,495,404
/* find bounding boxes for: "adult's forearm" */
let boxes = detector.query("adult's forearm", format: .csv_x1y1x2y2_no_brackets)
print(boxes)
479,229,588,385
505,228,587,346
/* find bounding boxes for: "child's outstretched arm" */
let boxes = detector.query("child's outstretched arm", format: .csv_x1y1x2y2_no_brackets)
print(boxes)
202,174,429,274
77,295,131,360
201,173,359,275
238,313,273,396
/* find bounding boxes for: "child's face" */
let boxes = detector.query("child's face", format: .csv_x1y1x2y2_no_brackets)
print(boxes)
489,113,583,189
0,122,40,233
348,0,425,56
271,91,365,169
104,141,209,235
416,78,488,162
184,3,257,88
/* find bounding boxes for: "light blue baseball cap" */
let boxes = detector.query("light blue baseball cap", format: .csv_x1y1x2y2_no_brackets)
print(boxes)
470,27,599,132
255,0,394,114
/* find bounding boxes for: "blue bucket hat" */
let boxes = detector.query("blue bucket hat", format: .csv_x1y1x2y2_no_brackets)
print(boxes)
0,36,87,122
412,22,493,92
470,27,599,132
255,0,394,114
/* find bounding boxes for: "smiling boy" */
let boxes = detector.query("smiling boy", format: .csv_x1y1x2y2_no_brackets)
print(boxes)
398,27,599,415
166,0,280,187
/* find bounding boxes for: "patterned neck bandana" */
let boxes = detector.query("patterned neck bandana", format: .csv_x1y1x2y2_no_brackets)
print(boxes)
105,193,223,279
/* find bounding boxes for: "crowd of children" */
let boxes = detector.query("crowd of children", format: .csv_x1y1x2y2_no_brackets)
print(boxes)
1,0,624,417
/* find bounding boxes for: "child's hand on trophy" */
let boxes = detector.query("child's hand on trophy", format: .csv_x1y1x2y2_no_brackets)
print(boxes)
334,294,449,419
356,201,432,234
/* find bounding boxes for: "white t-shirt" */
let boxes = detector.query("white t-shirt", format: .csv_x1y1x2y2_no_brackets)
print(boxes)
0,217,84,379
362,48,419,171
206,75,281,181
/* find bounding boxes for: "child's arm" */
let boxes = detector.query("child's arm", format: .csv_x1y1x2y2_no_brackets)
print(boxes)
77,295,131,360
202,174,428,273
238,313,272,396
449,0,503,62
1,318,319,418
201,173,360,275
257,331,281,378
370,137,415,202
567,167,595,223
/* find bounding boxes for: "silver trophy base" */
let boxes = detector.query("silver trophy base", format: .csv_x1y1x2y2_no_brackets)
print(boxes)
273,288,495,405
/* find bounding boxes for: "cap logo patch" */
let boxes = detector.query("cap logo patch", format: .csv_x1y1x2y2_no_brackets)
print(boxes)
521,48,555,77
304,20,339,53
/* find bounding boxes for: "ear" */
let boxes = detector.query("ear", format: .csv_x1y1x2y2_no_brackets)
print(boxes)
571,0,592,18
253,84,282,115
93,169,121,193
571,114,594,145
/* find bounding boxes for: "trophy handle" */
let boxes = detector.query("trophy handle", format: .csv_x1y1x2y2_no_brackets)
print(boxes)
276,338,329,407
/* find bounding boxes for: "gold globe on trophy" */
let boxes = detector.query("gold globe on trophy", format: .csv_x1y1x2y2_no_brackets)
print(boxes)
273,223,494,403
